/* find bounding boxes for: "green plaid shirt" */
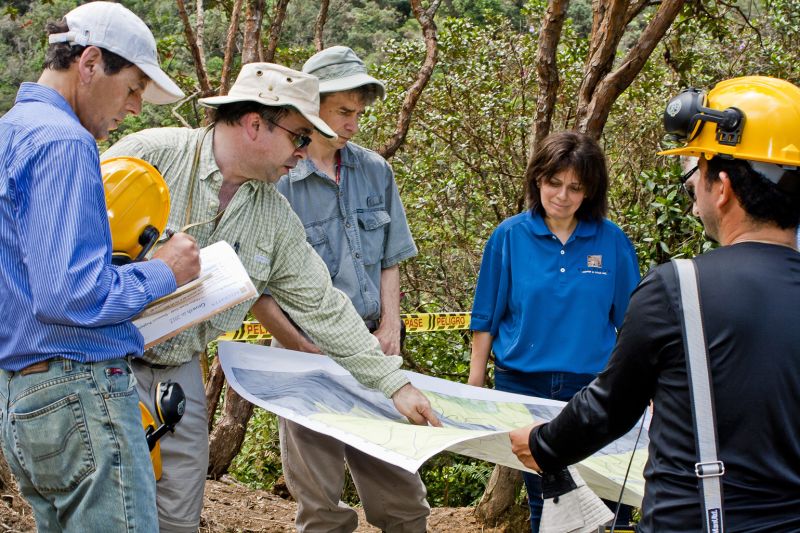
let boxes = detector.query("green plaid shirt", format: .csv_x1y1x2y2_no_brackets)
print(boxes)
102,127,409,397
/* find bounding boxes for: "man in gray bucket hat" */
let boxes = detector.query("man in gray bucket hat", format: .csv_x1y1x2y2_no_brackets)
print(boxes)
104,62,440,532
256,47,430,532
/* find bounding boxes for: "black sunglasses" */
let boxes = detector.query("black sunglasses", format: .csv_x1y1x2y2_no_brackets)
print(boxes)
269,120,312,149
680,164,698,202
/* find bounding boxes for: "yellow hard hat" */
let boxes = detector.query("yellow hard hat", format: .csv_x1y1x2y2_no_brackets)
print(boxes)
659,76,800,167
139,401,163,480
101,157,171,265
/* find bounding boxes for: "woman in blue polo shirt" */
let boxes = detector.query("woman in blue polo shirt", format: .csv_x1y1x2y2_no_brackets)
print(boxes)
468,131,640,531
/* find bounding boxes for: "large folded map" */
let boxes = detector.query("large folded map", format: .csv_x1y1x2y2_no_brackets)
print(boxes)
219,341,648,506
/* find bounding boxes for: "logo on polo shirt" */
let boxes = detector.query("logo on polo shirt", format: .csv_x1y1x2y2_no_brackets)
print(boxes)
587,255,602,268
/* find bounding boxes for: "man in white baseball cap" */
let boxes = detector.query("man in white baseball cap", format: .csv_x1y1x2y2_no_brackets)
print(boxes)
48,1,184,105
0,2,199,531
103,62,440,532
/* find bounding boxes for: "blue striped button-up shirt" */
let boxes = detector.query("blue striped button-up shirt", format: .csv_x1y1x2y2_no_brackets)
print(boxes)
0,83,176,371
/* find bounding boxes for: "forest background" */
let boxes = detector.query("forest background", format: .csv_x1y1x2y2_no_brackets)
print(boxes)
2,0,799,525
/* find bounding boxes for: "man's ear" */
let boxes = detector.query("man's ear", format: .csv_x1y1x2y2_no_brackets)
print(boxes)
715,171,734,210
77,46,103,85
241,112,261,141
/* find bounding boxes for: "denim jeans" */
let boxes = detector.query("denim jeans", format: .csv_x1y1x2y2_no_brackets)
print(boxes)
494,368,597,533
0,358,158,532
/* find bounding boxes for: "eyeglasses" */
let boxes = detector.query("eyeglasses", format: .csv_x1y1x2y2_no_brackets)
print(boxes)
268,120,312,149
680,165,698,202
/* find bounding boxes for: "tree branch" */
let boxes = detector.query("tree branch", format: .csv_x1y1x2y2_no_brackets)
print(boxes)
264,0,290,63
576,0,629,123
242,0,266,64
529,0,570,161
377,0,442,159
314,0,330,52
220,0,244,95
580,0,686,137
176,0,212,96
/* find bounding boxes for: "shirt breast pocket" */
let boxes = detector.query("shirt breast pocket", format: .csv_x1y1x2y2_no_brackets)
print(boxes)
357,210,391,266
209,239,271,332
305,224,339,277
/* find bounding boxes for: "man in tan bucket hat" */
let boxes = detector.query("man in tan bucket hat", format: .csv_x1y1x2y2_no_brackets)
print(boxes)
103,62,441,533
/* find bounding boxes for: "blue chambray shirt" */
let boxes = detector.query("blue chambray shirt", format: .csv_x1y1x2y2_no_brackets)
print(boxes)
275,142,417,321
0,83,176,371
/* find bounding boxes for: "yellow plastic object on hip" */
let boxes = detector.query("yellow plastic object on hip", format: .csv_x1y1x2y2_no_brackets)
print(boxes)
660,76,800,166
139,401,163,480
102,156,171,263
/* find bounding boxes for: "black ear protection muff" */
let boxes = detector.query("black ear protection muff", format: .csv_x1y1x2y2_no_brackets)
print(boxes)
145,380,186,451
663,87,746,147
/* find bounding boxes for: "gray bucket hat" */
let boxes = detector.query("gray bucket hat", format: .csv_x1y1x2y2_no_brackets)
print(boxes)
302,46,386,99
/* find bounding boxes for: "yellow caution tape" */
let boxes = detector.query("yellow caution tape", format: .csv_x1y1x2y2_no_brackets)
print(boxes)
217,312,471,342
402,312,471,332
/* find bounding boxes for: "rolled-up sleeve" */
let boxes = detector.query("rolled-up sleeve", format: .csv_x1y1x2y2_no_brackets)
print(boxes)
470,229,508,334
266,203,409,397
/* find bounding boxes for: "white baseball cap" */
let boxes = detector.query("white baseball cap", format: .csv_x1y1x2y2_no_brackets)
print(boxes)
199,63,337,138
48,1,184,105
302,46,386,99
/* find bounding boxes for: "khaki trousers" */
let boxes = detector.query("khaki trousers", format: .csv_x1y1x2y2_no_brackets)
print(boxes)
133,355,209,533
280,417,430,532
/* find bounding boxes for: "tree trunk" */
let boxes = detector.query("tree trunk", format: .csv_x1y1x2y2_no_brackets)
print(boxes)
578,0,687,138
242,0,267,64
377,0,442,160
313,0,330,51
526,0,570,187
474,465,524,525
176,0,213,97
205,355,226,432
264,0,290,63
207,384,255,477
220,0,244,96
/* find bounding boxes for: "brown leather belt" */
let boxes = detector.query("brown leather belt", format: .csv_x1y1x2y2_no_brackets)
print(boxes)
19,359,57,376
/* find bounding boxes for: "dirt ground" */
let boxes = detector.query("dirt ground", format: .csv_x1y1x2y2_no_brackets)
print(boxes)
0,476,521,532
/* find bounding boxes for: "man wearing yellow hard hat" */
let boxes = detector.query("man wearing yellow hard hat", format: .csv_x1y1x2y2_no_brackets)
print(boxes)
509,76,800,531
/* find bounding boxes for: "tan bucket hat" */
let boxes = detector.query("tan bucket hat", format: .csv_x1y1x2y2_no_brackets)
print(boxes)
199,63,336,138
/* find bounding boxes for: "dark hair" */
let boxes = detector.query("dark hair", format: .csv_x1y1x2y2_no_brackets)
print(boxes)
210,101,289,126
320,84,381,107
526,131,609,221
705,157,800,229
43,20,134,74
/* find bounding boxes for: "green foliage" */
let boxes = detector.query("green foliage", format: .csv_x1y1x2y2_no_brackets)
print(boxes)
229,409,284,490
420,454,495,507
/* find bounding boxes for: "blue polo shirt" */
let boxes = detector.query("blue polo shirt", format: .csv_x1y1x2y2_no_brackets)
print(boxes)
471,211,640,374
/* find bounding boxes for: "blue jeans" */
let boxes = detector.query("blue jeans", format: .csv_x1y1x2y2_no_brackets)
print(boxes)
494,368,597,533
0,358,158,532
